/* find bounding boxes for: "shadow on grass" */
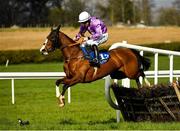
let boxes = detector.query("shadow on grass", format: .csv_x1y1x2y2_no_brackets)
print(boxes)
58,118,117,126
59,118,76,125
88,118,116,125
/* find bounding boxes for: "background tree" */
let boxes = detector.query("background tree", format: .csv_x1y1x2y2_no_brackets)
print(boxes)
22,0,49,26
139,0,154,25
47,0,64,26
157,0,180,26
0,0,50,27
63,0,85,27
48,0,85,27
0,0,20,27
0,0,178,27
96,0,153,25
48,8,65,26
158,7,180,26
173,0,180,10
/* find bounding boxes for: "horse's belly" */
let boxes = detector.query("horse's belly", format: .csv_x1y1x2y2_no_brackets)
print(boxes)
110,49,139,79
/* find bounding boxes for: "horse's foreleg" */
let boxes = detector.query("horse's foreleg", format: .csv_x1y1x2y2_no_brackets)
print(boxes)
58,84,69,107
55,78,67,107
59,75,82,107
55,78,64,97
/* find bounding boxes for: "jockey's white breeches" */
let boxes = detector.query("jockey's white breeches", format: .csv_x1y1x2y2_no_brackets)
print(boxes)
81,33,108,47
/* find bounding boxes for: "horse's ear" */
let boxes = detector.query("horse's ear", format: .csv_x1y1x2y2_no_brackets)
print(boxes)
57,24,61,31
51,25,61,31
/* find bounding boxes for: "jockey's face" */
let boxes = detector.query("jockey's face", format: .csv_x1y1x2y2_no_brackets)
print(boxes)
81,21,89,27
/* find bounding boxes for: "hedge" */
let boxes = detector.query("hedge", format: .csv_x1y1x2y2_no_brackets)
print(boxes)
142,42,180,52
0,49,63,65
0,42,180,65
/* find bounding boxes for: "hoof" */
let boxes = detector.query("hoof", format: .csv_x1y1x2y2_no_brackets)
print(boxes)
59,103,65,107
58,95,65,107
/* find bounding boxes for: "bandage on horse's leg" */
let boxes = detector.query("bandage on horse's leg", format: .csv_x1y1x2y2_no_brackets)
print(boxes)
58,84,69,107
55,78,65,106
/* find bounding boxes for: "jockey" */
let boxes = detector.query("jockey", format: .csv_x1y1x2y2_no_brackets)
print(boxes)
74,11,108,67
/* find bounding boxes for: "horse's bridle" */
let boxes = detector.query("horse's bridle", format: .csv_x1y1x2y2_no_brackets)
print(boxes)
48,29,83,61
51,31,60,49
50,30,80,51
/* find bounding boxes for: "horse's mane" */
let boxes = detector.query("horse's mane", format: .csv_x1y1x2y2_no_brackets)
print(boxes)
60,31,76,44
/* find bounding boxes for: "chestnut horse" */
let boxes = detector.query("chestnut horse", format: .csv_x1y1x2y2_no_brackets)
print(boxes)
40,25,151,107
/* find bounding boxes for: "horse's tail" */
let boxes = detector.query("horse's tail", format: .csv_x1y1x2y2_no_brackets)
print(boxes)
131,49,151,71
141,56,151,71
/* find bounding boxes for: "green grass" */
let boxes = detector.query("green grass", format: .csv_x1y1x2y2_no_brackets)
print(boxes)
0,56,180,130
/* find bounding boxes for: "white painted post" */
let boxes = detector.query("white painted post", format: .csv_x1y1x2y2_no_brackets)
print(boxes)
68,87,71,103
169,55,173,83
154,53,158,85
116,101,120,123
114,79,120,123
176,77,179,86
11,79,15,104
105,75,119,109
55,85,60,97
139,51,144,84
5,59,9,67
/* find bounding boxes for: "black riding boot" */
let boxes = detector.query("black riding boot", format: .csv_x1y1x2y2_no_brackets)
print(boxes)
91,45,100,67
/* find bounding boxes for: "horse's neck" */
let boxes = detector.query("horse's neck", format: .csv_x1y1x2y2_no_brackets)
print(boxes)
59,32,81,59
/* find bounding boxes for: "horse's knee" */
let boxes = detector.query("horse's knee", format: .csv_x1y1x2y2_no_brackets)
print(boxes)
56,79,62,86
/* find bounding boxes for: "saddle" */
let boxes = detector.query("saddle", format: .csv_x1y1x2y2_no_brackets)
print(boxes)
84,46,110,65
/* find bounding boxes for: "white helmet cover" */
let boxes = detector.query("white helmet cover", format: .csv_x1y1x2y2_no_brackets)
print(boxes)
78,11,91,23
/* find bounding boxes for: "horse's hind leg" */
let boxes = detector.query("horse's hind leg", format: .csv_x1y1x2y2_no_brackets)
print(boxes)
136,71,151,88
144,77,150,86
138,71,151,87
136,78,142,88
141,72,151,87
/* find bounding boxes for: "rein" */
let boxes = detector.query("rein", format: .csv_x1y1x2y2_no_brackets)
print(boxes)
65,55,84,62
52,31,84,62
60,41,84,62
60,42,81,51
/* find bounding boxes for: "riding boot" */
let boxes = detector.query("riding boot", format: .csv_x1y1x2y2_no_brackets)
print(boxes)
92,45,100,67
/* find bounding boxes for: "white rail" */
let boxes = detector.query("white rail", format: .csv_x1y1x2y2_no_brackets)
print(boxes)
0,72,70,104
0,72,65,79
109,41,180,56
